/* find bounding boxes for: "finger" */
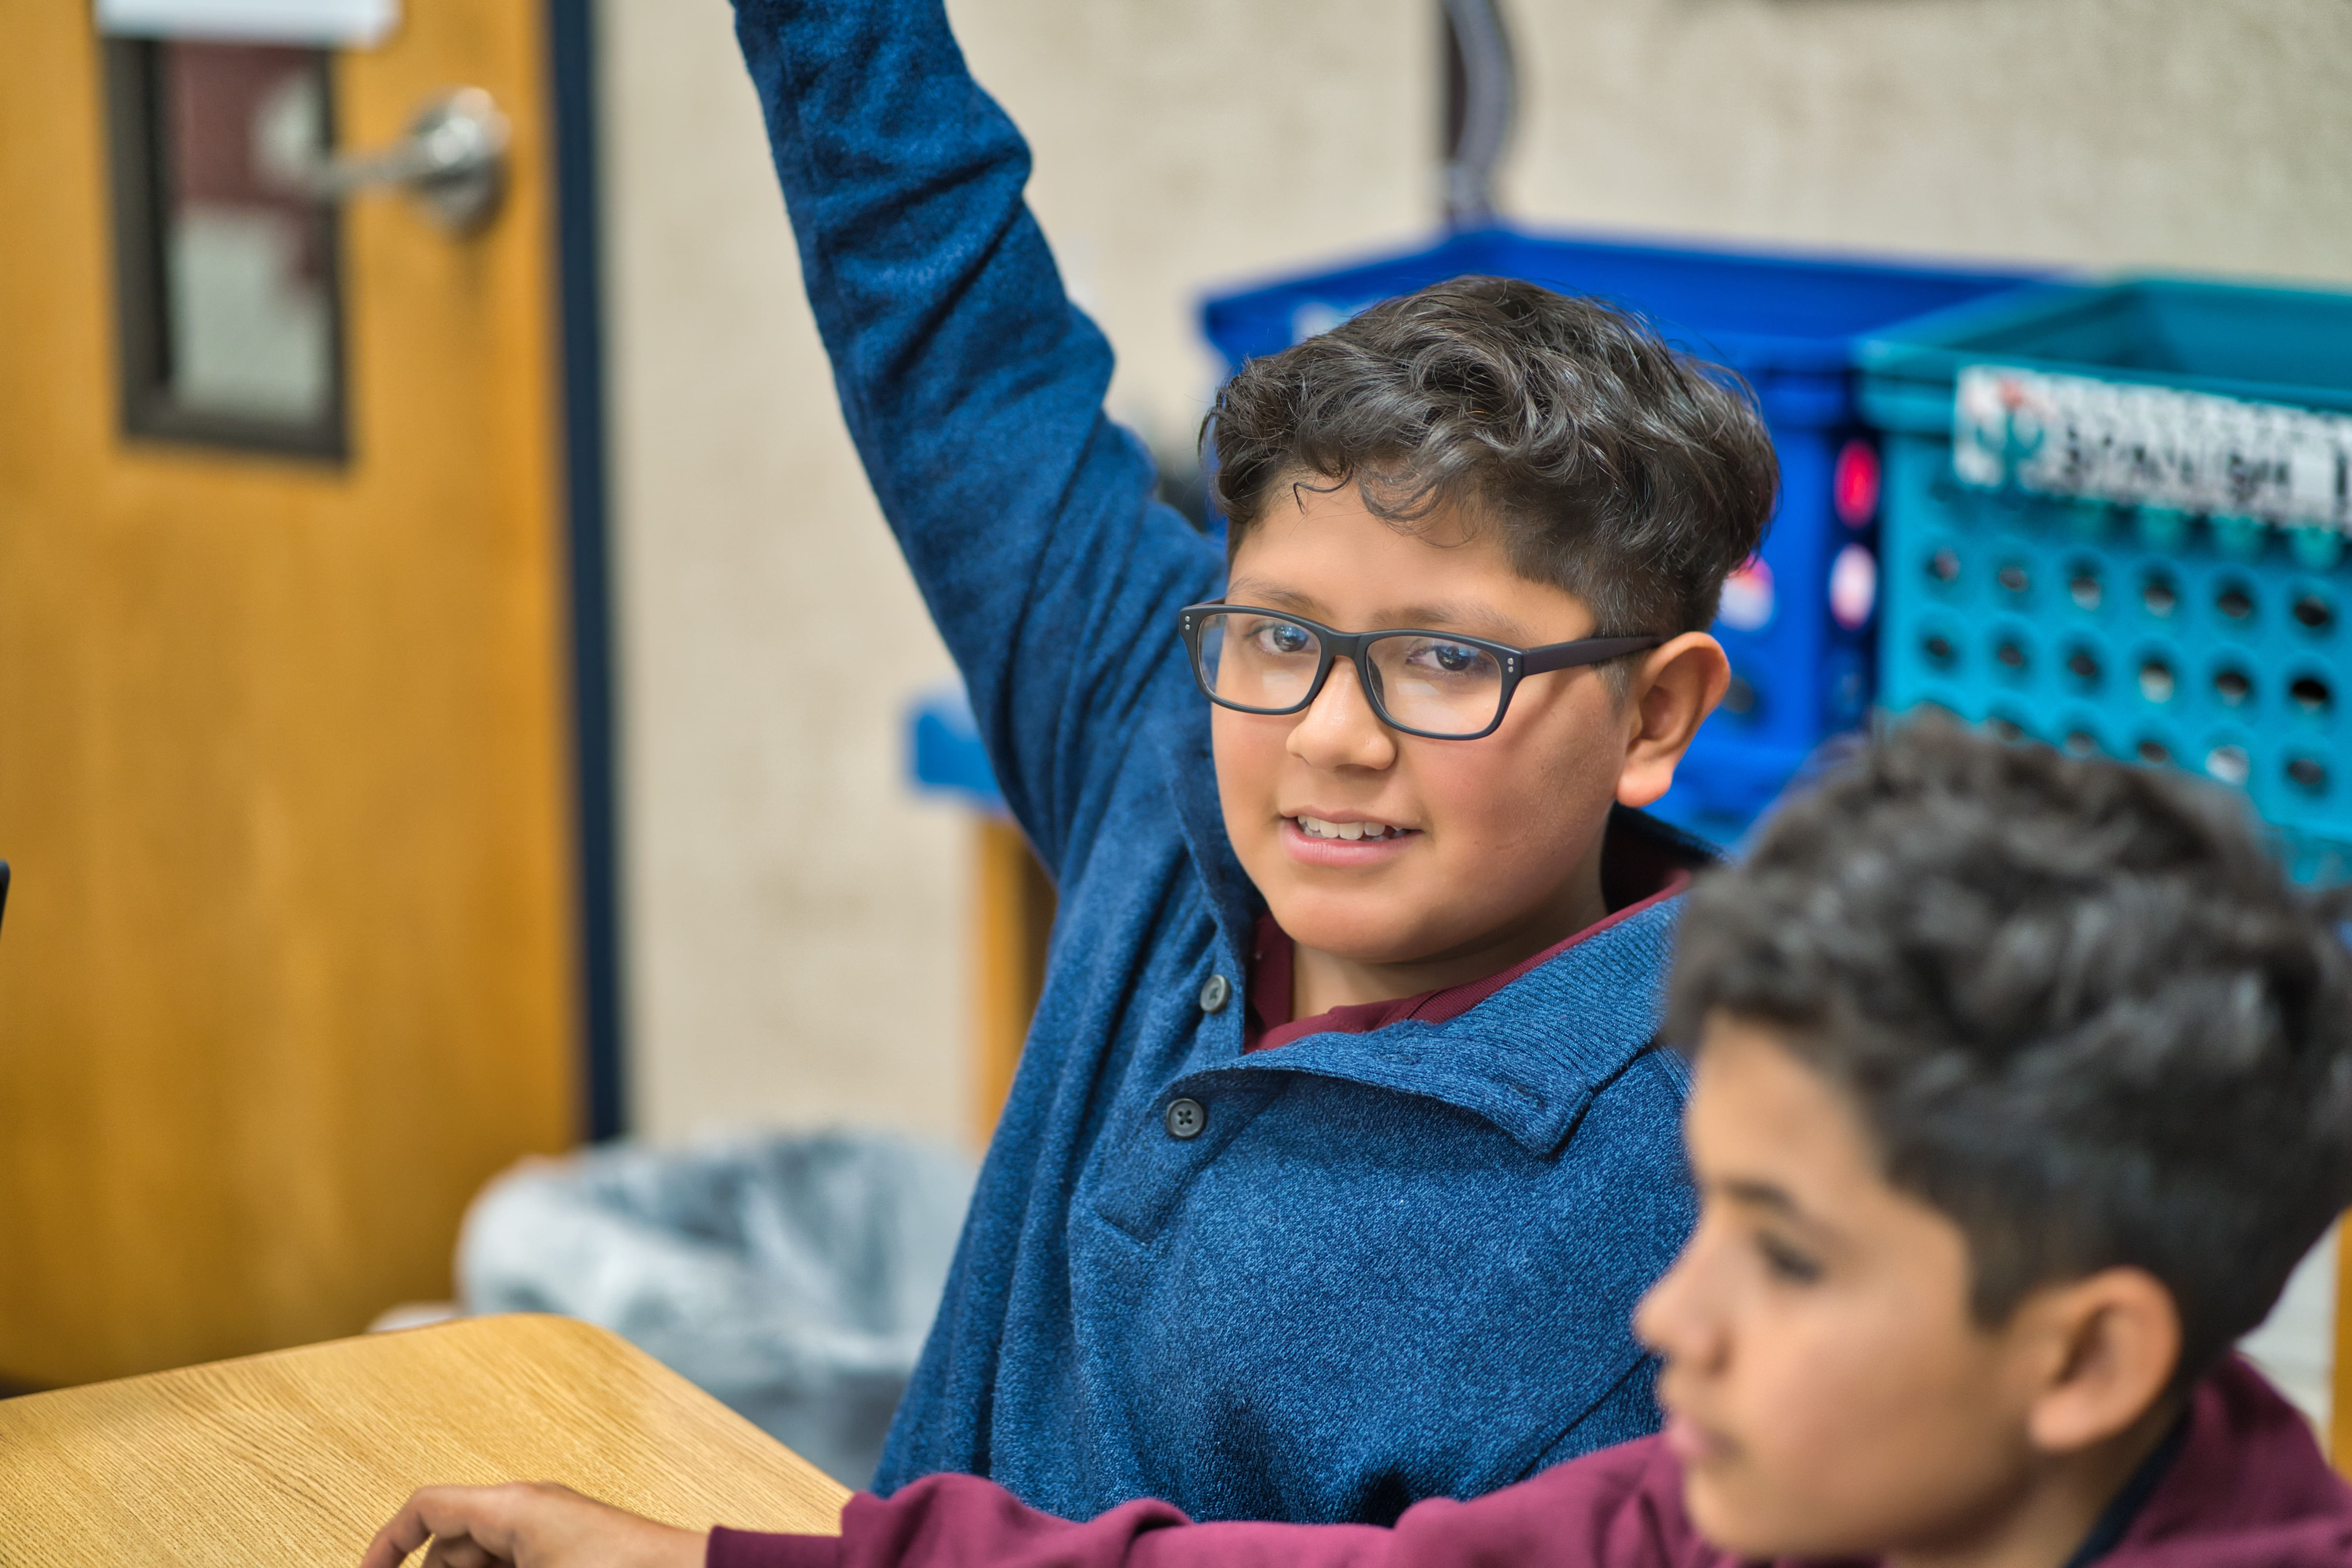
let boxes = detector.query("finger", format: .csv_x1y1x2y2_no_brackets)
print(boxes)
361,1492,444,1568
422,1536,499,1568
362,1485,523,1568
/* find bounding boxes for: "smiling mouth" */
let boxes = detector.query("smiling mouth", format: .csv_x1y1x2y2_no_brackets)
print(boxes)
1290,815,1416,842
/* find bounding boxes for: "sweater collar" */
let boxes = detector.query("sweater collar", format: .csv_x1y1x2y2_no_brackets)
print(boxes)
1180,893,1691,1155
1245,862,1694,1053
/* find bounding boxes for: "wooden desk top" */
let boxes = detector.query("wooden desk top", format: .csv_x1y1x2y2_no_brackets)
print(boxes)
0,1314,848,1565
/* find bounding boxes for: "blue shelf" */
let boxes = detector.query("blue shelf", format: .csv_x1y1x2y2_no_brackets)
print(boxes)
906,685,1004,815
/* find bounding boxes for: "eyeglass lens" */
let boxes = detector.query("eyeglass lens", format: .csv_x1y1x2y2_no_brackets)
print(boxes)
1192,609,1507,737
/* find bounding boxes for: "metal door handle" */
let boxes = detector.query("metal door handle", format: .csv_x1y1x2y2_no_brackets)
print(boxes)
262,87,510,236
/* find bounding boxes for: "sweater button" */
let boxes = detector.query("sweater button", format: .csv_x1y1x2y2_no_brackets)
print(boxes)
1197,974,1231,1013
1164,1097,1206,1140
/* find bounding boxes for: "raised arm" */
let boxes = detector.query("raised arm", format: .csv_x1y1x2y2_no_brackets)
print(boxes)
732,0,1224,873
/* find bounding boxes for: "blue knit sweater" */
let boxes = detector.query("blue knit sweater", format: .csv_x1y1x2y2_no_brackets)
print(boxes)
732,0,1704,1527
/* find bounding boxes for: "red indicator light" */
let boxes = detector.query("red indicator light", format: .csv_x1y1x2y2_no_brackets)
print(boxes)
1834,438,1880,527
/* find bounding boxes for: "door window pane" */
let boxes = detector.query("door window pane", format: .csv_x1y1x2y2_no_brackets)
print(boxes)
105,39,347,457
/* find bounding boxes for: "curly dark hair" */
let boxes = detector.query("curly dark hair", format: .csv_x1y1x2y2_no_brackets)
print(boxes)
1206,276,1780,638
1669,716,2352,1385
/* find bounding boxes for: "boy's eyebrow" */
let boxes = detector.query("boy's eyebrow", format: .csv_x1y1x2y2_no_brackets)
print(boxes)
1714,1176,1805,1218
1382,604,1539,641
1220,583,1539,642
1221,580,1321,613
1713,1176,1845,1249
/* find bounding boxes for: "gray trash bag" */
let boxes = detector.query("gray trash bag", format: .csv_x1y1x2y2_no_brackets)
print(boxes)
457,1129,975,1488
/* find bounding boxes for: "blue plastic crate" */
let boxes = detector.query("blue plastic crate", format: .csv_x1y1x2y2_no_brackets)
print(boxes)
1200,226,2041,842
1859,277,2352,874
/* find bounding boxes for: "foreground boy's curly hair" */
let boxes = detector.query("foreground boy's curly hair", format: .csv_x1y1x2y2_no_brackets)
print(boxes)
1671,717,2352,1383
1208,276,1780,639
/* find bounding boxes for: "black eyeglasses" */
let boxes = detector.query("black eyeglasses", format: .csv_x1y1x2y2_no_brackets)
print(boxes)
1178,603,1662,741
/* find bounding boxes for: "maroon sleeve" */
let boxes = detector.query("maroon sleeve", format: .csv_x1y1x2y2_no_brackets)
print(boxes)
710,1523,846,1568
707,1438,1722,1568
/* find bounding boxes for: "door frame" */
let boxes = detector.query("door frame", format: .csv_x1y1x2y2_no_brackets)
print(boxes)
546,0,624,1140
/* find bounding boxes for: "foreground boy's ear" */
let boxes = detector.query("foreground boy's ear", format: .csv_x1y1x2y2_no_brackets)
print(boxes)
1616,634,1731,809
2018,1267,2184,1455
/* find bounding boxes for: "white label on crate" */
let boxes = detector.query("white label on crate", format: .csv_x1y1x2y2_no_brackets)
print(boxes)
95,0,397,46
1954,365,2352,529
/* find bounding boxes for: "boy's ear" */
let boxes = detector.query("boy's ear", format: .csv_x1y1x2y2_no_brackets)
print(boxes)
1615,633,1732,809
2017,1267,2184,1455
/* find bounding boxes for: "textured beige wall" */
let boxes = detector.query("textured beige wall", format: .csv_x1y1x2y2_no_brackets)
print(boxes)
600,0,2349,1145
1504,0,2352,287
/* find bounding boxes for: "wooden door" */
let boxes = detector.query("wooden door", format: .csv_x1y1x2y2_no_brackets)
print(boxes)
0,3,579,1386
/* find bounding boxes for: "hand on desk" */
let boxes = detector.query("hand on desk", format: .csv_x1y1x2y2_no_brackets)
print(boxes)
361,1481,704,1568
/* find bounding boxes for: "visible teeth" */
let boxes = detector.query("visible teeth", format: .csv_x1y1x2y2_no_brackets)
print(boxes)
1297,816,1399,841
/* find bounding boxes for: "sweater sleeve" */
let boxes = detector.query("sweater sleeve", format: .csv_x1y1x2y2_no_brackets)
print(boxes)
707,1442,1720,1568
729,0,1224,879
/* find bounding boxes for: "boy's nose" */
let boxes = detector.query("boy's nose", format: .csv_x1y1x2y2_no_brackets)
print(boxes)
1287,660,1399,771
1633,1241,1725,1372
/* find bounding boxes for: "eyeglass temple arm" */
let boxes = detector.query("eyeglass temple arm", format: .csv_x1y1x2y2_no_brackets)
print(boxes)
1519,634,1665,675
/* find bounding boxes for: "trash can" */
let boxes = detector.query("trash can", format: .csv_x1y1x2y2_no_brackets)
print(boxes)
459,1129,976,1487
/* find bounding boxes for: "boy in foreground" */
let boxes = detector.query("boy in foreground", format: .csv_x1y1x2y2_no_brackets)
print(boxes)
367,720,2352,1567
705,0,1775,1525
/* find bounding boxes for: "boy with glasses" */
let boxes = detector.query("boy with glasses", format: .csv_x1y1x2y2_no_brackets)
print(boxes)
365,721,2352,1568
718,0,1768,1527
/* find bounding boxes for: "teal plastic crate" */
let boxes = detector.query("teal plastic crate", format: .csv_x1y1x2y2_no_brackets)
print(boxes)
1860,277,2352,875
